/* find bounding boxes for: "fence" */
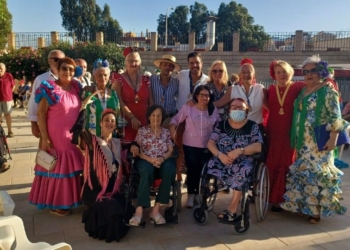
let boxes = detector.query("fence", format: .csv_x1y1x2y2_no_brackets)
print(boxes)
8,30,350,52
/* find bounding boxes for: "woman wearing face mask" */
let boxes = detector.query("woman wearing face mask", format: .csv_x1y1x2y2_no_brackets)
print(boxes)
207,98,263,222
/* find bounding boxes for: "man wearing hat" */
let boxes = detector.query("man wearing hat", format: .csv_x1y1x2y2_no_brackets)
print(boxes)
151,54,181,127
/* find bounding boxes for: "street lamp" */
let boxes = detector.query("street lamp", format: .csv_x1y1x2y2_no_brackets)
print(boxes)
165,7,174,47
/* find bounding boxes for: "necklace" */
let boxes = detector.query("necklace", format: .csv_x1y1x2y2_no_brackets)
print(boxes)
224,119,248,137
241,84,253,112
97,88,108,110
276,82,292,115
298,83,323,111
126,72,139,103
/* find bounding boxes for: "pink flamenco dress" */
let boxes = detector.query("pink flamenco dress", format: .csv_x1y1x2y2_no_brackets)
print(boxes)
29,80,84,210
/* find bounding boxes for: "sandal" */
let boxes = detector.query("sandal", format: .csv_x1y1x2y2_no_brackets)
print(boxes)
217,209,236,222
0,163,10,173
150,213,166,225
129,215,142,227
309,216,321,224
50,209,70,216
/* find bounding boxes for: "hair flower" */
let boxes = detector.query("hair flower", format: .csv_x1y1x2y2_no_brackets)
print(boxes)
240,58,253,66
269,61,277,80
93,59,109,69
317,60,330,79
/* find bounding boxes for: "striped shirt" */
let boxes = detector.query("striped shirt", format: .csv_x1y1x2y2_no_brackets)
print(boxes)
150,75,179,114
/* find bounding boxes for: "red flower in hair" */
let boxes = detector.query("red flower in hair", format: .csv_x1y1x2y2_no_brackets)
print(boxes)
240,58,253,66
102,108,116,116
123,47,132,57
269,61,277,80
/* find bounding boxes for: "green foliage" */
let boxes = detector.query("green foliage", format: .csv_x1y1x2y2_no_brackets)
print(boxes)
0,49,46,81
189,2,209,35
39,41,125,73
0,0,13,49
60,0,122,43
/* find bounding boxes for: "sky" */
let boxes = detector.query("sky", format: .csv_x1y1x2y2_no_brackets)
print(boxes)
7,0,350,33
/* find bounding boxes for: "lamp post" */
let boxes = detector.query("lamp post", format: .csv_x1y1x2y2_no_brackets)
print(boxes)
165,7,174,47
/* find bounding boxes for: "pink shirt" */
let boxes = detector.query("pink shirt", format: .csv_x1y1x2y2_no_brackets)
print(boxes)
171,105,220,148
135,126,172,158
0,72,15,101
342,101,350,116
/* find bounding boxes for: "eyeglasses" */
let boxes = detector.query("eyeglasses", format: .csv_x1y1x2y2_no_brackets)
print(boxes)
302,68,319,75
60,66,75,72
198,93,210,98
50,57,60,62
212,69,224,74
230,105,246,110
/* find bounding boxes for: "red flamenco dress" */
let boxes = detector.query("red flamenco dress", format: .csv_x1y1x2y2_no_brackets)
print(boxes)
266,81,305,203
116,74,150,144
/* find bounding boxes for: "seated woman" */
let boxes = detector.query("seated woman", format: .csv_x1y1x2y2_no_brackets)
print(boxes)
207,98,263,222
70,95,134,243
129,105,176,226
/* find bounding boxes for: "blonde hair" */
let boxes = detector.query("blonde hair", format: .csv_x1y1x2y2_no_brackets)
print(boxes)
274,60,294,83
231,73,239,82
207,60,229,84
239,63,255,75
125,51,141,71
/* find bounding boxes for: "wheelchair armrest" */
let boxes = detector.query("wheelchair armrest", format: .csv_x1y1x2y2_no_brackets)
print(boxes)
252,152,263,160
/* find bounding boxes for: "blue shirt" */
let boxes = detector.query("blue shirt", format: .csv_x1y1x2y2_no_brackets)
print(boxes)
150,75,179,114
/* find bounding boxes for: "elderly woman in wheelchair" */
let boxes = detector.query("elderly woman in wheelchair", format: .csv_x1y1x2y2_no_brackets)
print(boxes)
129,105,176,226
205,98,263,223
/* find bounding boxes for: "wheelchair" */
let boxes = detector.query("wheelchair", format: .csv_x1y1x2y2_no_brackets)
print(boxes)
193,152,270,234
125,147,180,226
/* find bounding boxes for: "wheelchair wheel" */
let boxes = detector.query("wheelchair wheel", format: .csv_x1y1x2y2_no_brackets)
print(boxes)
176,181,182,213
254,162,270,221
193,205,209,225
199,164,217,212
234,218,250,234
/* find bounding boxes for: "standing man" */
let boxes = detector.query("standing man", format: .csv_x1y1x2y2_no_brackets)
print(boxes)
27,50,65,138
0,63,15,137
74,58,91,87
172,52,208,207
151,55,181,127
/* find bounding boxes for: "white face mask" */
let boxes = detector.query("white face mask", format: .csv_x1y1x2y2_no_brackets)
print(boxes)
229,110,246,122
329,74,334,79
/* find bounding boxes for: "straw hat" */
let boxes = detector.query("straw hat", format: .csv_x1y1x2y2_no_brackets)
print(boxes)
153,55,181,72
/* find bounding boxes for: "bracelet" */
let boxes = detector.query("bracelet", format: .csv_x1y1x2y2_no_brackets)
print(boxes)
130,116,135,120
216,151,222,158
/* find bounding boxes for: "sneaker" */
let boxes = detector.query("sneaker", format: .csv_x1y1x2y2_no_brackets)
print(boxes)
186,194,195,208
7,132,14,138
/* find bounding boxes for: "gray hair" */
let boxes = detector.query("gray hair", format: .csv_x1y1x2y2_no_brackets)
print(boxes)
93,66,111,76
0,63,5,69
48,50,65,59
302,54,321,68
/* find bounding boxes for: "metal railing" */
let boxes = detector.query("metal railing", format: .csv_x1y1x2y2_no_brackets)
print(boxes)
14,32,74,49
240,32,295,52
302,31,350,51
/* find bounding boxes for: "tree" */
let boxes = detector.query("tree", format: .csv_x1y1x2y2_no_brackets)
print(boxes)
189,2,209,36
0,0,12,49
216,1,269,51
60,0,122,42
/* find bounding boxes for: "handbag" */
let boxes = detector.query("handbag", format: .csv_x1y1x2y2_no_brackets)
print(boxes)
35,149,57,171
313,124,350,151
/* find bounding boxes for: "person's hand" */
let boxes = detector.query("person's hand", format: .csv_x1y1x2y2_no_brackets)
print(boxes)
130,145,139,157
186,99,195,107
227,149,241,162
82,90,99,107
31,122,40,138
218,153,233,165
41,137,52,151
154,157,165,167
131,117,141,130
324,136,337,151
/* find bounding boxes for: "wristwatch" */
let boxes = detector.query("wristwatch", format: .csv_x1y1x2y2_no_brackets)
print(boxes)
240,148,245,155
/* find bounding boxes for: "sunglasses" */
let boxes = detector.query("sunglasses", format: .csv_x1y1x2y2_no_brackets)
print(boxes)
302,68,319,75
212,69,224,74
61,66,75,72
50,57,60,62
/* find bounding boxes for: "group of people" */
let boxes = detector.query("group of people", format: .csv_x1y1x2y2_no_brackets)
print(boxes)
16,47,348,243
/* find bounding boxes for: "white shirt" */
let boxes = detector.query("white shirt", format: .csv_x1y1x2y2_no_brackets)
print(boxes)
230,83,264,124
176,69,208,110
27,70,58,122
74,76,91,88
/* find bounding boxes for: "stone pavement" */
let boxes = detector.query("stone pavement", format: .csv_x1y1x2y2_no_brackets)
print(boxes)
1,109,350,250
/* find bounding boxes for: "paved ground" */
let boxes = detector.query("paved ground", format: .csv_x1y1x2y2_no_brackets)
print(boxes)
1,109,350,250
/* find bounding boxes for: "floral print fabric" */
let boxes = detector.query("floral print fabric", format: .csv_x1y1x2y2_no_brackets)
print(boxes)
135,126,173,158
280,86,348,216
207,119,263,190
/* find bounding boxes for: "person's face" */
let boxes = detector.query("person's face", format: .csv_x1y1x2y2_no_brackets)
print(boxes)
101,113,116,133
58,62,75,82
75,59,87,76
149,108,162,127
229,99,248,112
159,62,174,76
302,63,320,85
239,65,255,84
211,63,224,83
196,89,210,105
188,56,202,75
94,68,109,87
0,65,5,76
275,65,290,85
126,53,141,72
48,52,64,71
